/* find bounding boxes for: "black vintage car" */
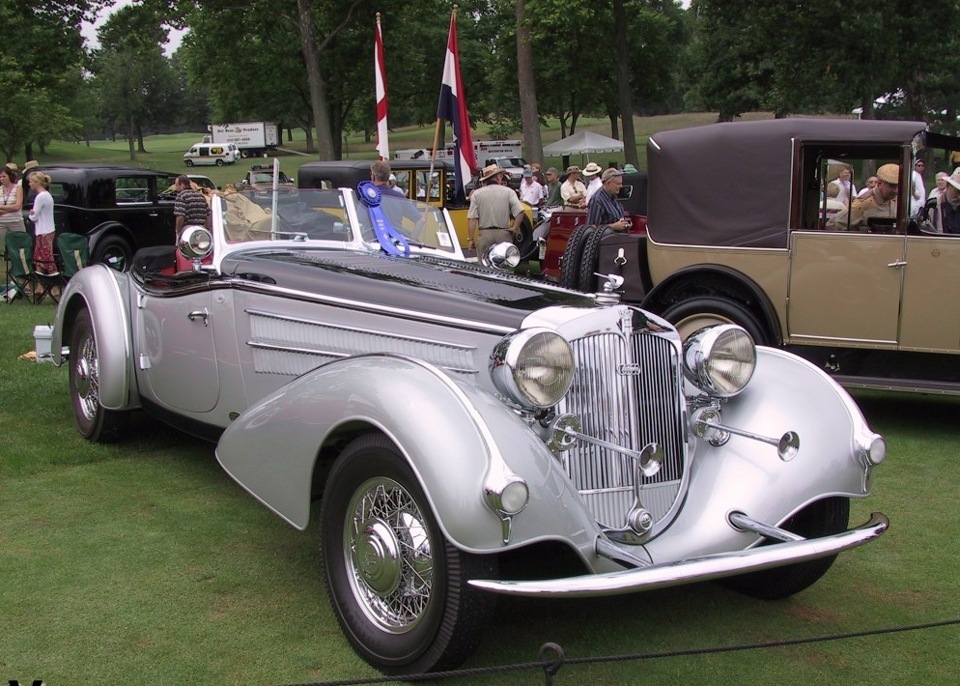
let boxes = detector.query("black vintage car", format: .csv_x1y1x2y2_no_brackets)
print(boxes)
22,163,178,270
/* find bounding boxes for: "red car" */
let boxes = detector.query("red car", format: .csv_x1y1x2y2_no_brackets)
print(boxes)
541,171,649,299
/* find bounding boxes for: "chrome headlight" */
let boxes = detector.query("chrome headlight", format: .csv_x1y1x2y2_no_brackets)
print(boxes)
491,328,575,409
178,225,213,260
482,242,521,272
682,324,756,397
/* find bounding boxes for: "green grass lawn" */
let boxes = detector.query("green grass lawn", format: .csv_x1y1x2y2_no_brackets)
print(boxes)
0,300,957,685
22,112,776,194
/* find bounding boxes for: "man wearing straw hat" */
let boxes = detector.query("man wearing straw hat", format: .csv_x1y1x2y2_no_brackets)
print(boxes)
828,163,899,231
560,165,586,208
467,163,524,257
582,161,603,204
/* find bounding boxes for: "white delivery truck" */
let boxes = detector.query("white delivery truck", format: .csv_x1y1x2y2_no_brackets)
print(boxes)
208,122,279,158
394,139,523,162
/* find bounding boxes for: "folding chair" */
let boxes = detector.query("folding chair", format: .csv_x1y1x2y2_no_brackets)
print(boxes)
4,231,35,303
57,233,90,281
27,231,61,305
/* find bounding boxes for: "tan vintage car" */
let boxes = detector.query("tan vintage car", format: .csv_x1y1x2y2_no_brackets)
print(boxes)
572,118,960,395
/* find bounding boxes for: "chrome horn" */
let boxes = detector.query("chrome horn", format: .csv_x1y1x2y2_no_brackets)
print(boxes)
692,407,800,462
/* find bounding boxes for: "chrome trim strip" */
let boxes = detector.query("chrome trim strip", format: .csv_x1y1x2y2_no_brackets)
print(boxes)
787,333,898,345
235,280,517,335
244,308,478,351
469,513,889,597
246,340,477,374
643,231,788,253
134,274,516,336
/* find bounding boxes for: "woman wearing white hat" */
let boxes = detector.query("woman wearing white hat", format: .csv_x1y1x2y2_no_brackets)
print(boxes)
924,168,960,234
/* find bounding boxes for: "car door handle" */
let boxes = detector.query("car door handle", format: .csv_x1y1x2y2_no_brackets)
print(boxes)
886,260,907,268
188,308,209,326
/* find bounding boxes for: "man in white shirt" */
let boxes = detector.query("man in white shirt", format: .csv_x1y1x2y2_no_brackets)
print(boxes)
583,162,603,204
910,159,926,217
518,169,544,206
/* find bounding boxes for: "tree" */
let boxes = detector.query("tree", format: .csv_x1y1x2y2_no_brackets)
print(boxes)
516,0,543,163
0,0,97,160
90,4,177,158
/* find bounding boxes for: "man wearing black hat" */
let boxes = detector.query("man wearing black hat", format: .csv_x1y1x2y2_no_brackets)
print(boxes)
467,163,525,257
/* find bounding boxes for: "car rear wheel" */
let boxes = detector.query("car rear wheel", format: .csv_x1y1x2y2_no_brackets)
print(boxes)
92,236,133,272
185,159,194,167
69,308,127,443
559,223,596,290
320,433,495,674
661,296,771,345
721,497,850,600
215,159,224,167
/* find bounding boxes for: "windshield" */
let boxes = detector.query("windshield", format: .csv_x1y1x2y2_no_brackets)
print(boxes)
348,191,458,253
220,188,459,255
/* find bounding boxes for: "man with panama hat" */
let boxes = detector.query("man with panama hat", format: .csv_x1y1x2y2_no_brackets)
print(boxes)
560,165,587,208
583,161,603,204
828,163,899,231
467,163,525,257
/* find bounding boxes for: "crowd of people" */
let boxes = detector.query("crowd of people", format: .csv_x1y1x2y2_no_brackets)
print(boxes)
464,158,638,255
2,160,61,300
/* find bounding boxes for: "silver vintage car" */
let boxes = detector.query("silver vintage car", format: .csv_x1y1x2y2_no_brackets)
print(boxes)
51,181,889,675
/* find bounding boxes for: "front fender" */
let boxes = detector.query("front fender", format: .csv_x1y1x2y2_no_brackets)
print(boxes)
647,346,883,562
52,264,137,411
215,355,602,556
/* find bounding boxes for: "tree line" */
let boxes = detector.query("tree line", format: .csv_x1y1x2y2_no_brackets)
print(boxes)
3,0,959,166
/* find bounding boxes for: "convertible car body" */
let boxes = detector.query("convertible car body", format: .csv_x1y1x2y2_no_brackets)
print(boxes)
51,181,888,675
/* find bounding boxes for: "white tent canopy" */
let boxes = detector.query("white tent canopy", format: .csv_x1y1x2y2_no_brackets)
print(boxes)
542,130,624,157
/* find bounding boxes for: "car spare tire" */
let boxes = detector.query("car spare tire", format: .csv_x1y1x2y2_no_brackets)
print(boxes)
559,224,596,290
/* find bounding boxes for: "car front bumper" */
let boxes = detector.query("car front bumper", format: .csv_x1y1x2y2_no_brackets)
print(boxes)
469,512,888,597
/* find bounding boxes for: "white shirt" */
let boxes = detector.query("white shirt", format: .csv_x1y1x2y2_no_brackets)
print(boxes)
519,179,544,205
584,177,602,204
28,190,55,236
911,170,925,216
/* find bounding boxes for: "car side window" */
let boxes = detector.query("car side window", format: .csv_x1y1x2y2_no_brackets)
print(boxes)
115,176,150,204
794,143,903,233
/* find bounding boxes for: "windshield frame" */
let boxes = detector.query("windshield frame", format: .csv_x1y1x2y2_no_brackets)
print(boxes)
211,187,464,271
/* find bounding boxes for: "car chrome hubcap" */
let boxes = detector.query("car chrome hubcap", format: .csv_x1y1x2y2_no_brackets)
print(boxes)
345,477,433,633
75,335,100,421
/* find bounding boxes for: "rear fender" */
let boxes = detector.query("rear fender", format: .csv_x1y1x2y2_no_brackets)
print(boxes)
215,355,602,555
52,264,137,411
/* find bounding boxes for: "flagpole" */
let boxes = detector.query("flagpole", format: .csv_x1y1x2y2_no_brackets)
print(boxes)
427,120,442,202
374,12,389,160
427,6,457,203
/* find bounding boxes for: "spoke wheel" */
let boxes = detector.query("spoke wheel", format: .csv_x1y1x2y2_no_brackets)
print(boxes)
321,433,494,674
69,308,126,443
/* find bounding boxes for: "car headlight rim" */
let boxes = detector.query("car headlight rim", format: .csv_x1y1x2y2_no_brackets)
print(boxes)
682,324,756,397
491,328,575,409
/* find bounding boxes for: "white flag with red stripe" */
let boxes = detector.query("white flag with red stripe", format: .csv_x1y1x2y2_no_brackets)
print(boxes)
436,10,476,203
375,14,389,160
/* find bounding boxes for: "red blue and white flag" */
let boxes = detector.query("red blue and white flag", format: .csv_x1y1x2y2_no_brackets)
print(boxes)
436,10,476,202
374,14,389,160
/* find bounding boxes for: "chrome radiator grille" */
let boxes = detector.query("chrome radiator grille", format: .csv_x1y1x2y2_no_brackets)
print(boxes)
557,331,686,530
